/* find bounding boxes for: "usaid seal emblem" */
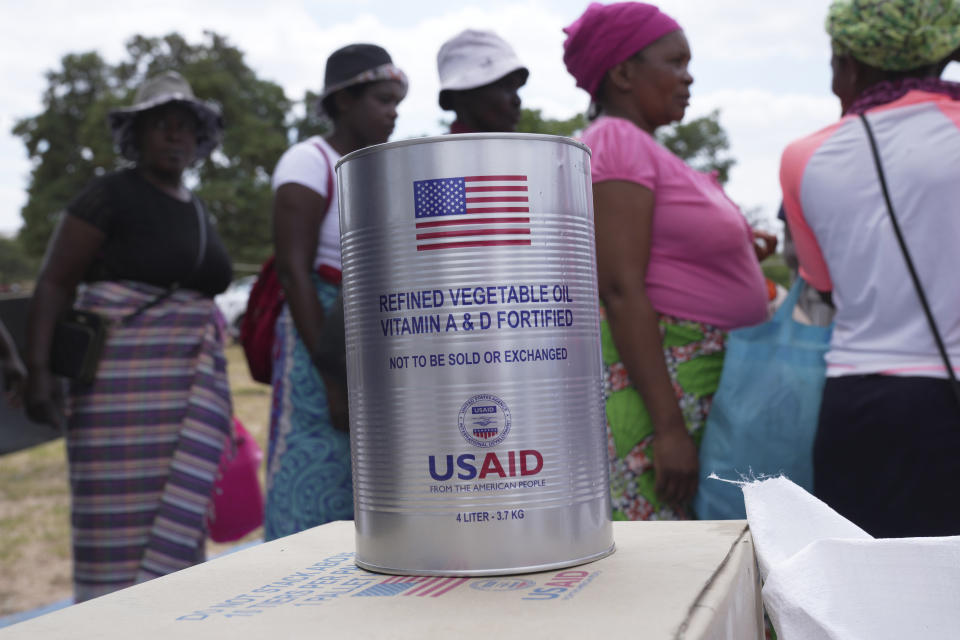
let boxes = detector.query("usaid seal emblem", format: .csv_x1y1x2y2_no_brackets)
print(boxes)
458,394,511,448
469,578,536,592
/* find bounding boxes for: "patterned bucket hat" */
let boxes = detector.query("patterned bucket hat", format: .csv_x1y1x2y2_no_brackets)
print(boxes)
108,71,224,161
317,44,408,115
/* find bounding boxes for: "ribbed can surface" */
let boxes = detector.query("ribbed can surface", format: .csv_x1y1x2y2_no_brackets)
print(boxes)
337,133,613,575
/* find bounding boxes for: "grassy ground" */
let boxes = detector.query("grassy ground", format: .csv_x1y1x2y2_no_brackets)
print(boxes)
0,344,272,617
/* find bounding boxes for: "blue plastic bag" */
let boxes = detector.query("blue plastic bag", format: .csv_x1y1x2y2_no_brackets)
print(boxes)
693,279,832,520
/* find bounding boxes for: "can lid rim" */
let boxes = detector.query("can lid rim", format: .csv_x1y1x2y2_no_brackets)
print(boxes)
335,132,591,169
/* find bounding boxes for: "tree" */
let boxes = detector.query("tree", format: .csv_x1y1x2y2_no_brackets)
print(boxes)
515,108,734,184
13,32,291,264
12,51,117,257
0,236,39,287
516,109,587,137
656,110,734,184
288,89,330,143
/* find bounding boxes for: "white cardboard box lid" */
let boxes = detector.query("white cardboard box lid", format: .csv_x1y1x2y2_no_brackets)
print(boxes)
1,520,758,640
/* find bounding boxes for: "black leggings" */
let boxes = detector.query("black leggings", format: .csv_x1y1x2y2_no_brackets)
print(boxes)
814,375,960,538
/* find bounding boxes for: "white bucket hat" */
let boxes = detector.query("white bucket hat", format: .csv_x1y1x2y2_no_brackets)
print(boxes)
108,71,223,161
437,30,528,109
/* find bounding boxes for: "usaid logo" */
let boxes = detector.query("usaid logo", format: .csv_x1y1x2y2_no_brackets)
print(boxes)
470,578,536,592
458,394,511,447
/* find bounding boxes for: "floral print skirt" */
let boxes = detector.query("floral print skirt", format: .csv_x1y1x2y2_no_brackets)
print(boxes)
601,306,727,520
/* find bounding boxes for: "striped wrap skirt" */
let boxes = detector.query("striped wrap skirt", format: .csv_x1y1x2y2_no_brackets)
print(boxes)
66,280,232,602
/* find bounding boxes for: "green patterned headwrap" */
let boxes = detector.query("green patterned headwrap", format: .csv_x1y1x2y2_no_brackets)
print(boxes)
827,0,960,71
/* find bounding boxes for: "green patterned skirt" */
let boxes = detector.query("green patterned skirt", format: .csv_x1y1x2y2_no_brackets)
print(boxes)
602,306,727,520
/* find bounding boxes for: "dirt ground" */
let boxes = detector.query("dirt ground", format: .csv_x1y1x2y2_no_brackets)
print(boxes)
0,344,272,618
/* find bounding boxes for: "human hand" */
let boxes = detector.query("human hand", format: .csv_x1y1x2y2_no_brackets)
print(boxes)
652,425,700,507
753,230,778,262
24,369,65,429
2,355,27,408
321,373,350,433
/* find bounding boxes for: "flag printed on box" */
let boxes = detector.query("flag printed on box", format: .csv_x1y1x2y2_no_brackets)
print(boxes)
352,576,469,598
413,175,531,251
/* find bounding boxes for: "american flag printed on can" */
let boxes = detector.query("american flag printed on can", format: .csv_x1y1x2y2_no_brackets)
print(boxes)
413,175,531,251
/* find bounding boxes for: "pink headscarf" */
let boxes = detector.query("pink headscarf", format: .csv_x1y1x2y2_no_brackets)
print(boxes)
563,2,681,97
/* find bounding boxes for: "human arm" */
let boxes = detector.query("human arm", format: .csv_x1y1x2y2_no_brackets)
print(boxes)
780,138,833,292
752,229,778,262
272,183,348,430
273,183,327,356
25,214,106,427
594,180,699,506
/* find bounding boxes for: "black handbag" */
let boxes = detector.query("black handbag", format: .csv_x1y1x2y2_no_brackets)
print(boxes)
49,309,110,384
49,196,208,384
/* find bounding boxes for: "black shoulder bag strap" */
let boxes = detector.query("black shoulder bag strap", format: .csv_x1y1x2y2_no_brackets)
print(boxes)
859,113,960,411
121,195,208,325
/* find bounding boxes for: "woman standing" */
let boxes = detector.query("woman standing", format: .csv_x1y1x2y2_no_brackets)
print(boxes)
563,2,775,520
436,29,528,133
25,71,233,601
781,0,960,537
266,44,407,539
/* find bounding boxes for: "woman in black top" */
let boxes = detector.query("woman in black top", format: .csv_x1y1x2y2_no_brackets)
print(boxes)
24,71,235,602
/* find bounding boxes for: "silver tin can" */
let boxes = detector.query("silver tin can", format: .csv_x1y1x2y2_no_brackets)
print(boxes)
337,133,613,575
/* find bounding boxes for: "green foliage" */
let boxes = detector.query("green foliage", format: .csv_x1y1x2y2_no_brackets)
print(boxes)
0,236,39,285
13,31,292,264
514,108,733,186
656,110,735,184
12,51,117,257
515,109,587,137
436,109,586,137
289,90,330,143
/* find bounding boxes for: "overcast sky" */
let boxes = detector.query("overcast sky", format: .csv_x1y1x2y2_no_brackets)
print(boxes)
2,0,957,236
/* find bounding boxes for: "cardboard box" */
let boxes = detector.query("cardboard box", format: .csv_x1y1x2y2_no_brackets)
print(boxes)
0,520,761,639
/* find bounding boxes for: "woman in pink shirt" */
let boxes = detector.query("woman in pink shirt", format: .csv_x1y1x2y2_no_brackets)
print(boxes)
564,2,773,520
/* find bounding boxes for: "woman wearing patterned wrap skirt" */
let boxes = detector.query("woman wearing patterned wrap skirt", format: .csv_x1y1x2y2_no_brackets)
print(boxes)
563,3,774,519
25,72,233,601
602,312,727,520
266,278,350,535
265,44,407,539
66,283,232,599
